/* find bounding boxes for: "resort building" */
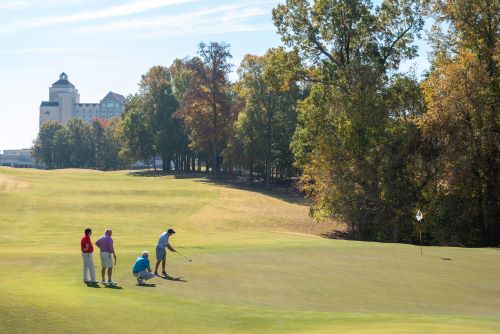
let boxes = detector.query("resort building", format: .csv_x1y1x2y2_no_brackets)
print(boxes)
39,73,125,127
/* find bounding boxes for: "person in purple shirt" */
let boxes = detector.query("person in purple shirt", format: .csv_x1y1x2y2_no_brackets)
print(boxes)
95,229,117,284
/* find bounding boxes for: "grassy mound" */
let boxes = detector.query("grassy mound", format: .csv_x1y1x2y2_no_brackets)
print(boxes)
0,167,499,333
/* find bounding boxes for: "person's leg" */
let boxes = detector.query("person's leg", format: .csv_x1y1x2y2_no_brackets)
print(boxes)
100,252,106,281
82,254,88,282
107,267,113,281
154,260,161,274
161,257,166,273
89,254,96,282
138,270,155,281
143,271,155,281
154,247,162,274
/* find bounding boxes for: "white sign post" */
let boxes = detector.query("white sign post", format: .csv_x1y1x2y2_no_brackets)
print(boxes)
416,210,423,255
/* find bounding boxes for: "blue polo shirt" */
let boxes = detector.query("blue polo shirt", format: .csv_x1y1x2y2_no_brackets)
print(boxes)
132,256,150,273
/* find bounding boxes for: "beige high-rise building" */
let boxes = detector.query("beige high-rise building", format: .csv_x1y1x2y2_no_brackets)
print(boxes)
39,73,125,127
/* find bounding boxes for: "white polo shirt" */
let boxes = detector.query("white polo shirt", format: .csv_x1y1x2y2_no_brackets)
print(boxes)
157,232,169,249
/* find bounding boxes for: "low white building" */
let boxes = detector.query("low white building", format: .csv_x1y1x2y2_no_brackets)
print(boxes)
39,73,125,127
0,149,36,167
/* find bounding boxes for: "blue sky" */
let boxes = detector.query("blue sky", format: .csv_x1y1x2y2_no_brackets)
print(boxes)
0,0,430,150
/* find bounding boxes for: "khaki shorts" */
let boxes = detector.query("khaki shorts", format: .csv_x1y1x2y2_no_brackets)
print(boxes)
100,252,113,268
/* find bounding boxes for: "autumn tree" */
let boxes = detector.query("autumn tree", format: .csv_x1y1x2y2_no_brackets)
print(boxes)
420,0,499,246
175,42,234,178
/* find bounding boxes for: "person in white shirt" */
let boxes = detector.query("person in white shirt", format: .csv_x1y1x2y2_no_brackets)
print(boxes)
154,228,176,276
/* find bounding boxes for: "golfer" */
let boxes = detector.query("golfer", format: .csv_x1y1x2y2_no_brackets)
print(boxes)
81,227,97,283
95,228,117,284
154,228,176,276
132,251,155,285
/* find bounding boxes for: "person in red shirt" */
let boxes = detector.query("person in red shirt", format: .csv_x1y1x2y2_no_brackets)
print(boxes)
81,228,97,284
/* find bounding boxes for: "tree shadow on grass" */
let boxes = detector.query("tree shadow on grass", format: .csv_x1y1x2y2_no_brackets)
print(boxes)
127,169,306,204
195,178,306,205
127,170,306,205
321,229,354,240
127,170,202,178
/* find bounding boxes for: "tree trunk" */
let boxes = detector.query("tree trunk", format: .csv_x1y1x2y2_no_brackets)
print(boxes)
265,144,272,190
249,160,254,185
213,149,218,179
162,154,167,171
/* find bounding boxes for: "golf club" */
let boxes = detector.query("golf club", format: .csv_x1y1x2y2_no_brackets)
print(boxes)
175,250,192,262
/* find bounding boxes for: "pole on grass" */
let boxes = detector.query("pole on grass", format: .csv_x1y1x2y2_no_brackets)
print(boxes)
416,209,423,255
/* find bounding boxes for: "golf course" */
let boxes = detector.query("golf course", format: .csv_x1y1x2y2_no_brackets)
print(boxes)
1,167,499,333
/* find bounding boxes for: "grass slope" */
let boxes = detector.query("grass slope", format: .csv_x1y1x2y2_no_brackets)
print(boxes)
0,167,499,333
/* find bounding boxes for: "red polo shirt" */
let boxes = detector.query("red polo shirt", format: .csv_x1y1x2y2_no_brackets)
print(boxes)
81,235,94,253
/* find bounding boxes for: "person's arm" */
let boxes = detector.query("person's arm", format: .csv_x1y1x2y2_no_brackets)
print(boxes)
110,239,117,263
95,238,101,248
167,244,176,252
81,238,89,252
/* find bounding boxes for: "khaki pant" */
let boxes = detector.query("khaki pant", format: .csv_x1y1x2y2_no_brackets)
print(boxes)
133,270,155,281
100,252,113,268
82,253,96,282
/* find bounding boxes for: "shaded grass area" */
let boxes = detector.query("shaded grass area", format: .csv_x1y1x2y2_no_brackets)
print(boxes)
0,167,499,333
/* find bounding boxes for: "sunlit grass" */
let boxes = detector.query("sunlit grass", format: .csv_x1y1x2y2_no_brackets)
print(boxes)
0,167,499,333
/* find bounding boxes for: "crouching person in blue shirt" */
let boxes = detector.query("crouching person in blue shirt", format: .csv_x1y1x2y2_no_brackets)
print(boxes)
132,251,155,285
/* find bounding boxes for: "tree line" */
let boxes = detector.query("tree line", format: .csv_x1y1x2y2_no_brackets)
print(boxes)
33,0,498,247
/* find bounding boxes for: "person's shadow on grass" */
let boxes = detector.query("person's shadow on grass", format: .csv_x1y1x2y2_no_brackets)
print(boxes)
104,284,123,289
85,282,101,288
137,283,156,287
157,275,188,283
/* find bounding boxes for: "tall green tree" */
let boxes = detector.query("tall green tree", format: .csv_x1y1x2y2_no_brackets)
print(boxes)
66,118,94,168
235,48,302,188
92,119,107,170
274,0,424,240
91,119,124,171
117,95,155,166
33,122,68,169
140,66,182,171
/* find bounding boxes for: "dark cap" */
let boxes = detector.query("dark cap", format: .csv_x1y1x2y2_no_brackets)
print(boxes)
167,228,176,234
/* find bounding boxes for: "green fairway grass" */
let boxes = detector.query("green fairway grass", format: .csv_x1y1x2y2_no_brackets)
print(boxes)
1,167,499,333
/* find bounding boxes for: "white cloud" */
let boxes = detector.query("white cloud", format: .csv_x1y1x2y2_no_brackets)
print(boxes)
0,1,30,10
75,3,268,32
0,47,105,54
70,2,273,39
0,0,202,35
